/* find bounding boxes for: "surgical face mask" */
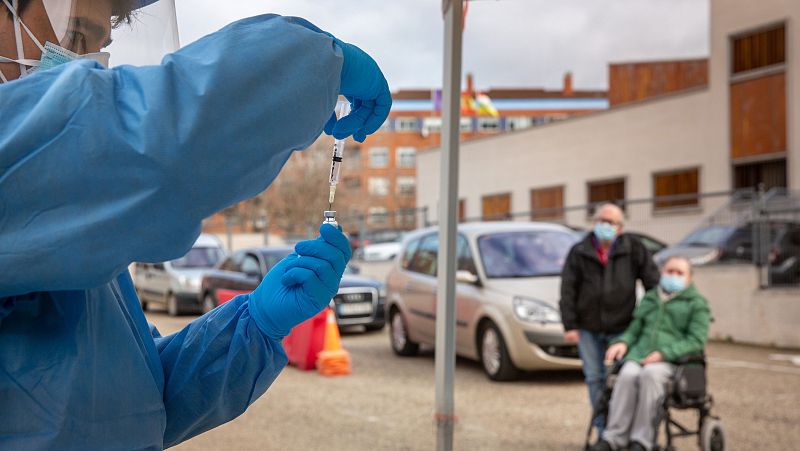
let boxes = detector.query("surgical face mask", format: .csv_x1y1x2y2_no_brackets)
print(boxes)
660,275,687,294
0,0,110,83
593,222,618,242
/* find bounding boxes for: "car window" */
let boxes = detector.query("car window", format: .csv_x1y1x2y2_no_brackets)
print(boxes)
401,237,422,270
219,252,244,272
408,234,438,276
262,250,292,271
680,225,736,246
478,230,577,278
171,247,224,269
457,235,478,274
241,253,261,276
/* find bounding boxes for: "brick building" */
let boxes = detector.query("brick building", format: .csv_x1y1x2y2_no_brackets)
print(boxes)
348,73,607,230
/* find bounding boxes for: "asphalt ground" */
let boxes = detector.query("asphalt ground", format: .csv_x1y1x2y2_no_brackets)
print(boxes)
148,311,800,451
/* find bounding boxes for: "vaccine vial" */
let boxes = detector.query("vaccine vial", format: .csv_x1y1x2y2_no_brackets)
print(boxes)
323,210,338,227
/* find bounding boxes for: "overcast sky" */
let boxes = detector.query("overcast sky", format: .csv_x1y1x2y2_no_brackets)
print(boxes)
169,0,709,92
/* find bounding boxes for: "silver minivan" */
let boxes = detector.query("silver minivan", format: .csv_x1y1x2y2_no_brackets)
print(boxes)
386,222,582,380
134,234,225,316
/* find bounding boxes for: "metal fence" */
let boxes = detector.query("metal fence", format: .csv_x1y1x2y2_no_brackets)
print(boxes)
418,188,800,289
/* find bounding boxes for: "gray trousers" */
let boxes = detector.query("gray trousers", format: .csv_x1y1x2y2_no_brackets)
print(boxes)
602,361,675,450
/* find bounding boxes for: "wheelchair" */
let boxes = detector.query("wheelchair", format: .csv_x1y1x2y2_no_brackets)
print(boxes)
583,355,726,451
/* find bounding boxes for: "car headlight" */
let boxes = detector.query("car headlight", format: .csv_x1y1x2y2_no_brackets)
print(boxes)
513,296,561,324
379,286,387,300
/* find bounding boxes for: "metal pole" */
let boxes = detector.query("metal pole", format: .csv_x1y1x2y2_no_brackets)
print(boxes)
436,1,462,450
262,214,269,246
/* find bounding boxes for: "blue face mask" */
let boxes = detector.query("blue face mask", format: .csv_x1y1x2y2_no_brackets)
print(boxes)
593,222,617,242
660,275,687,294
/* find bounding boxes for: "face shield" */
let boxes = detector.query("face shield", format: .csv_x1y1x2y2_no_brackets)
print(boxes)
0,0,180,82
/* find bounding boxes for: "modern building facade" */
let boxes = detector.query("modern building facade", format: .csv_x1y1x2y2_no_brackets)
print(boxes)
417,0,798,244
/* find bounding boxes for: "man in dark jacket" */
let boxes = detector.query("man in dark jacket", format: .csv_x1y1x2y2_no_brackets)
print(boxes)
559,203,660,432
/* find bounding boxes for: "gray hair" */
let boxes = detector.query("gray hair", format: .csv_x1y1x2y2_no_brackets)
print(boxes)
593,202,625,225
661,255,694,275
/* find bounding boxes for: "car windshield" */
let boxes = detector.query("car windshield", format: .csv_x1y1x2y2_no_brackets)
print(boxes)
478,230,578,278
680,225,736,246
261,250,293,270
171,247,224,269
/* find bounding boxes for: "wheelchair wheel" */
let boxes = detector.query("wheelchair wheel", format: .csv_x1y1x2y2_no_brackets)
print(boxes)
700,418,726,451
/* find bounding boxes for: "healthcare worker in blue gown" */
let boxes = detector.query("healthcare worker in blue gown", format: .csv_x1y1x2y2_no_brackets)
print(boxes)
0,0,391,448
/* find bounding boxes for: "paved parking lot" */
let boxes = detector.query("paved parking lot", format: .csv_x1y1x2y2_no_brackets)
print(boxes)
148,311,800,450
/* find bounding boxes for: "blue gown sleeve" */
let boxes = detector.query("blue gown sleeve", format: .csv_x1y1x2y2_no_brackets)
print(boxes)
0,15,342,297
151,294,287,448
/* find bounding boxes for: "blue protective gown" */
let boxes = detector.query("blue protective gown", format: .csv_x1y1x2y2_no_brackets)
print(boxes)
0,15,342,450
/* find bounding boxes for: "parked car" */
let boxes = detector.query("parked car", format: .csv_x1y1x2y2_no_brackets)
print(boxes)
768,223,800,285
654,221,795,266
386,222,582,381
200,246,386,330
134,234,226,316
360,240,403,262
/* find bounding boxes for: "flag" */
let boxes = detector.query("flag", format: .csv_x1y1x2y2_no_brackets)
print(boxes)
475,93,499,117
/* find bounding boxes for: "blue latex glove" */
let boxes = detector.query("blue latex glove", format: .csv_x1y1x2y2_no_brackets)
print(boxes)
249,224,352,340
324,38,392,143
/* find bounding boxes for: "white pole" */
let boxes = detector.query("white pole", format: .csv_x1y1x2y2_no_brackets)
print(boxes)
436,1,462,450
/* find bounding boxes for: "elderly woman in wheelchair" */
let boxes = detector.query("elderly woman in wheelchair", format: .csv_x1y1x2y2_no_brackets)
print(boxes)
589,256,711,451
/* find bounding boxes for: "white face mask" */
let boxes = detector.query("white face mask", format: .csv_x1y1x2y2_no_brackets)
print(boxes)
0,0,110,83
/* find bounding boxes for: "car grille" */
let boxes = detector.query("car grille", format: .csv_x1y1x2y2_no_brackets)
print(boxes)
333,289,375,319
541,345,579,359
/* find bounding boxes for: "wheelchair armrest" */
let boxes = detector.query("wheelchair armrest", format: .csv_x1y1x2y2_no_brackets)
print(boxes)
674,353,706,366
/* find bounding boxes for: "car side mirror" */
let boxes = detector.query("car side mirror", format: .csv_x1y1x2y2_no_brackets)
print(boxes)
456,270,479,285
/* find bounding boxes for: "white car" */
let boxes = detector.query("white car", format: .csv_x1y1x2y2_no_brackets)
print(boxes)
386,222,582,380
134,234,226,315
361,240,403,262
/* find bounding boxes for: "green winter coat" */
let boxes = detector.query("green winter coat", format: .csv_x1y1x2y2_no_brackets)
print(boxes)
614,284,711,363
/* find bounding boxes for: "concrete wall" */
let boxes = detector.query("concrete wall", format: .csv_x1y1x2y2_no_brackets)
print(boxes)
417,88,720,243
693,264,800,348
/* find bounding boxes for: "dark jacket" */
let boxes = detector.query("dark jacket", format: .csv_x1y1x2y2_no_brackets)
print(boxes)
615,284,711,362
559,233,660,333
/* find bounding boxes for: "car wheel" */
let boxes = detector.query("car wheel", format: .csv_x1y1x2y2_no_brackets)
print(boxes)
479,322,519,381
167,293,180,317
390,309,419,356
202,293,217,314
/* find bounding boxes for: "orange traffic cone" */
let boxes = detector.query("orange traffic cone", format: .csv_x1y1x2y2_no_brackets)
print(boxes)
316,308,351,376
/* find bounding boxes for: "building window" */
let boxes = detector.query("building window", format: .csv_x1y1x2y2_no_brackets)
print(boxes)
653,168,700,210
368,177,390,196
460,117,473,132
506,116,533,131
344,146,361,162
378,118,391,132
368,207,389,226
587,178,626,215
530,186,565,220
397,147,417,168
396,208,417,228
395,117,420,132
343,176,361,189
368,147,389,168
482,193,512,221
396,176,416,196
422,117,442,135
477,117,501,132
734,159,787,191
732,24,785,75
730,73,786,159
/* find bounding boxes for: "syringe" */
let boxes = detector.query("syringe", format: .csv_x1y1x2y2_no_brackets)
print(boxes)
328,101,351,209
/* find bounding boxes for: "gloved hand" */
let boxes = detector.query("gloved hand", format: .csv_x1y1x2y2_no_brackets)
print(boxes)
249,224,352,341
324,38,392,143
